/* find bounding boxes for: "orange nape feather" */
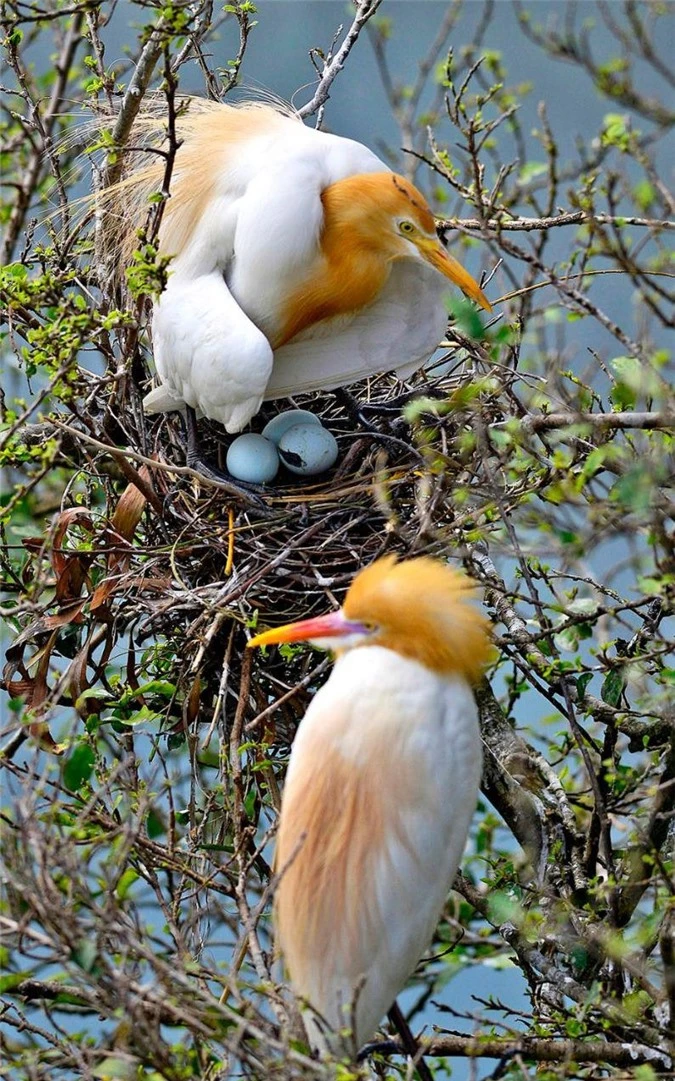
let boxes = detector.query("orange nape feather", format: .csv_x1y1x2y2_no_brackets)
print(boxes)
321,172,437,236
343,555,493,682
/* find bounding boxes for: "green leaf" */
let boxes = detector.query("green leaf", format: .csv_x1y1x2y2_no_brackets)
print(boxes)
519,161,547,181
601,669,625,707
609,468,653,514
72,939,98,973
487,890,523,925
621,989,653,1018
113,704,162,726
567,597,599,616
611,355,662,401
92,1057,138,1080
554,627,579,653
601,113,633,151
2,262,28,281
633,180,655,212
146,807,165,839
118,679,176,706
75,687,112,713
447,296,486,340
115,868,139,901
63,744,95,791
0,972,29,992
565,1017,586,1037
634,1066,658,1081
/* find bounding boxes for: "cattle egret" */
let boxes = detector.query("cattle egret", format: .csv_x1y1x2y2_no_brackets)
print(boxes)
248,555,492,1057
119,102,491,482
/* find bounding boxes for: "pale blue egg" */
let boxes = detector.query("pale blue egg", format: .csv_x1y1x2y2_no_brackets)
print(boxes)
278,424,339,476
226,434,279,484
262,409,322,446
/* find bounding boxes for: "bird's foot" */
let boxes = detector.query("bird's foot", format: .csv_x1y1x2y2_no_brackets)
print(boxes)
182,405,272,513
334,386,447,425
185,449,272,511
333,388,380,432
357,1039,399,1062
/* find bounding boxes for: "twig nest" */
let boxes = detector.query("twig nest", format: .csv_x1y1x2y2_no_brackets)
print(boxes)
226,433,279,484
262,409,322,444
278,423,339,476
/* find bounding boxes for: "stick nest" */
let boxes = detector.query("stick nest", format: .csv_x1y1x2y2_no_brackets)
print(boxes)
7,348,498,753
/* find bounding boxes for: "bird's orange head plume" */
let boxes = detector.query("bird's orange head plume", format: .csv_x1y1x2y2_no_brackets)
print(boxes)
343,554,493,680
248,554,494,683
320,173,491,312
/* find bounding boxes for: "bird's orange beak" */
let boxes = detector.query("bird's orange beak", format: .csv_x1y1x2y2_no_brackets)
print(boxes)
247,610,364,649
416,237,492,312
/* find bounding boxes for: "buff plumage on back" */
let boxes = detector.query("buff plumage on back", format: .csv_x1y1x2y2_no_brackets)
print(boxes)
343,555,493,682
102,100,297,266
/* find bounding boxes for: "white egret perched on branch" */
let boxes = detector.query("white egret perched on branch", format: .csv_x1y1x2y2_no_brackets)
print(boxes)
248,555,492,1061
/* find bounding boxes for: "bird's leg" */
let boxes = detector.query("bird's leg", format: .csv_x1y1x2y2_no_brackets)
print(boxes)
367,386,449,416
356,1008,434,1080
183,406,270,510
357,1039,399,1061
333,388,380,432
386,1002,435,1081
332,389,425,464
335,386,448,422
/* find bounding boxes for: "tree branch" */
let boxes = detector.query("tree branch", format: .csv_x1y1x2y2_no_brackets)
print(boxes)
441,211,674,232
104,23,168,188
378,1033,671,1070
2,11,83,264
499,410,675,435
298,0,384,121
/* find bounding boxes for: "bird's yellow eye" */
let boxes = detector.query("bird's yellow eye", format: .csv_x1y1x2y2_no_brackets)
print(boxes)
399,220,416,235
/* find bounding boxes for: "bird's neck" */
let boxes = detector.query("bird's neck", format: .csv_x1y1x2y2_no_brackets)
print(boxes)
275,198,392,348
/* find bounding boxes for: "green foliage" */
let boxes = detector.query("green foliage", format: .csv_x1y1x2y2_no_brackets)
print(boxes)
125,237,173,299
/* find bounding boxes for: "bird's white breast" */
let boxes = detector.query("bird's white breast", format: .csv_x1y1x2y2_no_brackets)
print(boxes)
289,645,480,776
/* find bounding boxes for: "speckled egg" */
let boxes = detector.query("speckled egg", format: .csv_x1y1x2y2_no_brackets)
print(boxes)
262,409,322,446
278,423,339,476
226,434,279,484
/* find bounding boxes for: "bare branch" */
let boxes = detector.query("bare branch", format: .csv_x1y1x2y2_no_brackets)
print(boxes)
380,1033,671,1070
298,0,385,121
442,211,675,232
500,410,675,435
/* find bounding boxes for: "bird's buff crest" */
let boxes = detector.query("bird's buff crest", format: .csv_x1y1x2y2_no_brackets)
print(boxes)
249,554,493,683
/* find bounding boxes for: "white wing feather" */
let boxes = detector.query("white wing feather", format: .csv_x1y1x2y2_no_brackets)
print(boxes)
148,272,273,433
264,260,449,398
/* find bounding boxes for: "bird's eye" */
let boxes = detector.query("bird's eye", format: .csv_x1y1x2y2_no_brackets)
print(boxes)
362,620,378,633
399,220,415,235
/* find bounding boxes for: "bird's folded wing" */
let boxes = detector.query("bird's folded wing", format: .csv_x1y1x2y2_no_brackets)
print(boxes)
149,271,274,433
264,261,449,398
274,670,480,1048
